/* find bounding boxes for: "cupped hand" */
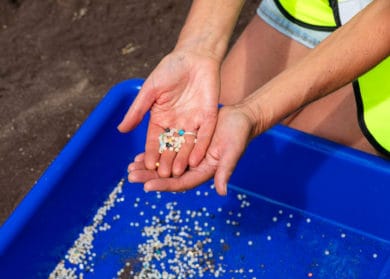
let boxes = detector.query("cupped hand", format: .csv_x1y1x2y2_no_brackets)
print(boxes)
118,50,221,178
127,106,256,196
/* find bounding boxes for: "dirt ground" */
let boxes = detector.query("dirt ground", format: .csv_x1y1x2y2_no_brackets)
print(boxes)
0,0,257,224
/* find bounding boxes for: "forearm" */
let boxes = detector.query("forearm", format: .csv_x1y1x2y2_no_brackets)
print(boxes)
238,0,390,136
174,0,245,62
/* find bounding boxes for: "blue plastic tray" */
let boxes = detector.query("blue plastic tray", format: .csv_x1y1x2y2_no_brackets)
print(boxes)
1,79,389,278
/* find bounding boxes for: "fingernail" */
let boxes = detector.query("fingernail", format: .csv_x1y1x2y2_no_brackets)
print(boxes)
144,183,154,192
222,183,228,196
128,173,135,183
217,183,227,196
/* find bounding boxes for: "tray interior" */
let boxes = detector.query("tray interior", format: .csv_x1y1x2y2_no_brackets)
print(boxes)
1,79,389,278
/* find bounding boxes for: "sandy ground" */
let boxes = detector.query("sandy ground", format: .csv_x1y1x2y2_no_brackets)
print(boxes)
0,0,257,224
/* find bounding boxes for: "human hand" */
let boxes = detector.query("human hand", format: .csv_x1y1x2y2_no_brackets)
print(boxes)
127,106,255,196
117,50,220,178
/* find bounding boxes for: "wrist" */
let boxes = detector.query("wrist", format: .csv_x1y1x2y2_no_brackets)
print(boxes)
232,102,267,139
232,77,301,137
174,27,229,63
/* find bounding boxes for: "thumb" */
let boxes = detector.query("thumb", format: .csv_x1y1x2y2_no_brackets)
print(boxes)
117,83,156,133
214,128,247,196
211,107,252,196
213,142,246,196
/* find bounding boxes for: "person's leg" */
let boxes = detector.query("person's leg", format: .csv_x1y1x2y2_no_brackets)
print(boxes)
219,16,379,155
220,16,309,105
285,84,379,155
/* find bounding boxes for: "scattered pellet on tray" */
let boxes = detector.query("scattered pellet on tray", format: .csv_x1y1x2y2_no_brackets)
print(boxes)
114,187,261,279
119,201,228,278
50,180,390,278
50,179,125,278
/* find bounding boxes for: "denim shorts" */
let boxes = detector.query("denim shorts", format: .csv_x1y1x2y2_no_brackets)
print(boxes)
257,0,332,48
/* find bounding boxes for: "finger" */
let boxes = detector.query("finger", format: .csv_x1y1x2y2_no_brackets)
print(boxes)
127,156,160,183
128,161,146,173
117,82,156,133
172,134,196,177
213,144,244,197
144,124,162,170
134,153,145,162
128,169,160,184
144,162,215,192
127,153,145,172
189,120,215,167
157,149,177,178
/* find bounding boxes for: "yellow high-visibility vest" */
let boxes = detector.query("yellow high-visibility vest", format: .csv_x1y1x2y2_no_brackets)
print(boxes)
276,0,390,155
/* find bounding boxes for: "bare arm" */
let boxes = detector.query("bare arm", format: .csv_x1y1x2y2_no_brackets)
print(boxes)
174,0,245,61
237,0,390,137
125,0,390,195
118,1,245,177
118,0,245,133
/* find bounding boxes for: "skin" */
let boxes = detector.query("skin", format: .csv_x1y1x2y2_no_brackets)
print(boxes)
120,0,390,195
117,0,245,178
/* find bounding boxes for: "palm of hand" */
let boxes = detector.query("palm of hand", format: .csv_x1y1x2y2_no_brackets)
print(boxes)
119,50,221,177
128,106,254,196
